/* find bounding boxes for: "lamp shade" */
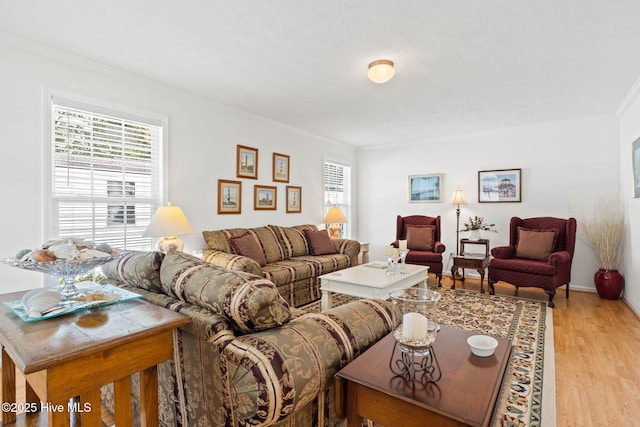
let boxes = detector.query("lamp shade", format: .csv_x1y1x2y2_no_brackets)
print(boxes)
367,59,395,84
323,206,348,224
143,205,194,237
451,188,467,206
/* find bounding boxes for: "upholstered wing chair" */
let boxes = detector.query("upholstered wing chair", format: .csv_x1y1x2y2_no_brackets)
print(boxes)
488,216,577,308
392,215,446,286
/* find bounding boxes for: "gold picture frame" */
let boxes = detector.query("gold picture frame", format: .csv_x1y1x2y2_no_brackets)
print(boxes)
254,185,277,210
286,186,302,213
273,152,290,183
217,180,242,214
236,145,258,179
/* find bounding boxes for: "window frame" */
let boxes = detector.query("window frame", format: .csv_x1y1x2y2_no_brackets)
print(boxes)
323,159,352,238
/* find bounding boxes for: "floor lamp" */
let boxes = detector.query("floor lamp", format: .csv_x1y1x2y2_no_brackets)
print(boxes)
451,188,467,255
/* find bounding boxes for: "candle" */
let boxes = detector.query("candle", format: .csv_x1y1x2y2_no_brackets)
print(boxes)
402,312,429,341
384,246,394,256
399,240,408,250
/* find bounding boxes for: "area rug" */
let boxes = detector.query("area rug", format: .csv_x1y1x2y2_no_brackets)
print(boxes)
299,289,556,427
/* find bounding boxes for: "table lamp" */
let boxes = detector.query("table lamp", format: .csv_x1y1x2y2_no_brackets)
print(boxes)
143,202,194,253
451,188,467,255
323,206,348,239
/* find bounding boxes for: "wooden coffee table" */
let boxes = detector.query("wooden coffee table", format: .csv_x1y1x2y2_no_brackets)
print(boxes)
319,263,428,310
335,325,512,427
0,289,190,426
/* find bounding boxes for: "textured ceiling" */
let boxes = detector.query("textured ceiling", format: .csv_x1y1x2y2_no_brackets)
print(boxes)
2,1,640,147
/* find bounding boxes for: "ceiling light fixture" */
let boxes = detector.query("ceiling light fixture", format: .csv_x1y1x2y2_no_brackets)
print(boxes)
367,59,395,84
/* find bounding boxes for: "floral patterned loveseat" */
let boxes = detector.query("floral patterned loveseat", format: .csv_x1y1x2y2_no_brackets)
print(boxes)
101,250,400,426
202,224,360,308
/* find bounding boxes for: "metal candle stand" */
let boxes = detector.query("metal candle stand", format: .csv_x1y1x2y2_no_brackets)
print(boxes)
389,340,442,386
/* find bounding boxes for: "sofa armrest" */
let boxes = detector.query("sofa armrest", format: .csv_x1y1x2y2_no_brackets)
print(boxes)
203,249,264,276
548,250,571,266
491,245,515,259
220,299,400,425
332,239,361,266
433,241,446,254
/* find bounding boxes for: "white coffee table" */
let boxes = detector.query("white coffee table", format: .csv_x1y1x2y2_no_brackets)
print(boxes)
319,263,429,310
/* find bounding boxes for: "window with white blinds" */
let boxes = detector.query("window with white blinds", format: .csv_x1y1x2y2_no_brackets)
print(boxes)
50,98,163,250
323,161,351,238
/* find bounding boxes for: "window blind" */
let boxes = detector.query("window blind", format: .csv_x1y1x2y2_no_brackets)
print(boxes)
323,161,351,238
51,99,162,251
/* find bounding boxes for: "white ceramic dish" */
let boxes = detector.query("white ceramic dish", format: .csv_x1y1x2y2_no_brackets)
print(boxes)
467,334,498,357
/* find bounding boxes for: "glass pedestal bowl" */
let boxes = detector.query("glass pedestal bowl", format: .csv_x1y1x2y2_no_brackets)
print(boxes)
3,254,123,302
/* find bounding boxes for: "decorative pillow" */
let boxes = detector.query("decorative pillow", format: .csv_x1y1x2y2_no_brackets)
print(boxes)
405,225,435,251
160,251,291,333
515,227,558,261
303,229,337,255
228,232,267,267
100,251,164,292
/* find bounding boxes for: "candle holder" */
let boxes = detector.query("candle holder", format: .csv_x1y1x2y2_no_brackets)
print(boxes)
398,249,409,274
389,288,442,384
385,247,400,275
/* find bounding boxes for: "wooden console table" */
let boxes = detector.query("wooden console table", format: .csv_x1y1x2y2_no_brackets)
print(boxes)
0,290,190,426
451,239,491,293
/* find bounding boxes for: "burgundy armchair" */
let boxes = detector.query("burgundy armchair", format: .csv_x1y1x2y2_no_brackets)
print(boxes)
488,216,577,308
392,215,446,286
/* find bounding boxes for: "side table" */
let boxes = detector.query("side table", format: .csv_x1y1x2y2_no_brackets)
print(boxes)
451,239,491,293
359,242,369,265
0,290,190,426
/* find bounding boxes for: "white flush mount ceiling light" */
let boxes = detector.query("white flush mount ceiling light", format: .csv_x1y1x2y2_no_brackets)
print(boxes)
367,59,395,83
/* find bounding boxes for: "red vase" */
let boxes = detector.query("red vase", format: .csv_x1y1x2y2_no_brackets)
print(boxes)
594,269,625,300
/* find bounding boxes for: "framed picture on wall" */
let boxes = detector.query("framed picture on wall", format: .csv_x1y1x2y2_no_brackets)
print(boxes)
254,185,277,210
286,186,302,213
478,168,522,203
408,174,444,203
633,137,640,198
273,153,290,183
236,145,258,179
217,180,242,214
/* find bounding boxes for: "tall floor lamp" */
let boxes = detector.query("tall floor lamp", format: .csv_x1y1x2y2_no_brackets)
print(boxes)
451,188,467,255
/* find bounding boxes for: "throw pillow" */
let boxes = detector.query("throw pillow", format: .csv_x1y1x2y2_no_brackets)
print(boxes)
406,224,435,251
515,227,558,261
101,251,164,292
160,251,291,333
303,229,337,255
228,232,267,267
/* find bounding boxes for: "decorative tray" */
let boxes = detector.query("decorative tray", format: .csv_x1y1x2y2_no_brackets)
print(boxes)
4,284,142,322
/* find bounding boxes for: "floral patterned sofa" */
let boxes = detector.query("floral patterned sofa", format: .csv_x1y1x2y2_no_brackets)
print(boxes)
202,224,361,308
100,250,400,427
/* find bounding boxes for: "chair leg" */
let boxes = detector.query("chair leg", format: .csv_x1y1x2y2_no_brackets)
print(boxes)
488,279,496,295
545,289,556,308
565,283,570,299
436,273,442,287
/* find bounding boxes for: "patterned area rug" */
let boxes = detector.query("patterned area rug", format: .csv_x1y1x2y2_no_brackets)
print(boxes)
299,289,552,427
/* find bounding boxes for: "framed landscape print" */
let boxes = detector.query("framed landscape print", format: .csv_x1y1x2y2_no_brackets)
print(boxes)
633,137,640,198
273,153,290,183
478,168,522,203
254,185,277,210
408,174,443,203
217,180,242,214
286,186,302,213
236,145,258,179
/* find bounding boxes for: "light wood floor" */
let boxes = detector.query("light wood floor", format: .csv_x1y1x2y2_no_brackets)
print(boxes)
2,276,639,426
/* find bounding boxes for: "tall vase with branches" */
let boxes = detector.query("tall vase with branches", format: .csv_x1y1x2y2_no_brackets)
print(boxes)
579,195,626,299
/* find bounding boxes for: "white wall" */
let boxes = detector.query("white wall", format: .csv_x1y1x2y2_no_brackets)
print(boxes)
0,39,356,293
356,116,620,292
618,80,640,315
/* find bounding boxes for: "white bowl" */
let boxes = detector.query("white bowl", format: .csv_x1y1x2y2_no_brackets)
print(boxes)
467,335,498,357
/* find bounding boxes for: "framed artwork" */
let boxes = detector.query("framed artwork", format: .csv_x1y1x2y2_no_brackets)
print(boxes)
236,145,258,179
286,186,302,213
217,180,242,214
408,174,444,203
254,185,277,210
633,137,640,198
273,153,290,183
478,168,522,203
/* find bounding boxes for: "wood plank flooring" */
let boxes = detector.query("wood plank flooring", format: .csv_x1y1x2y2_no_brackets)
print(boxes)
2,276,639,426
